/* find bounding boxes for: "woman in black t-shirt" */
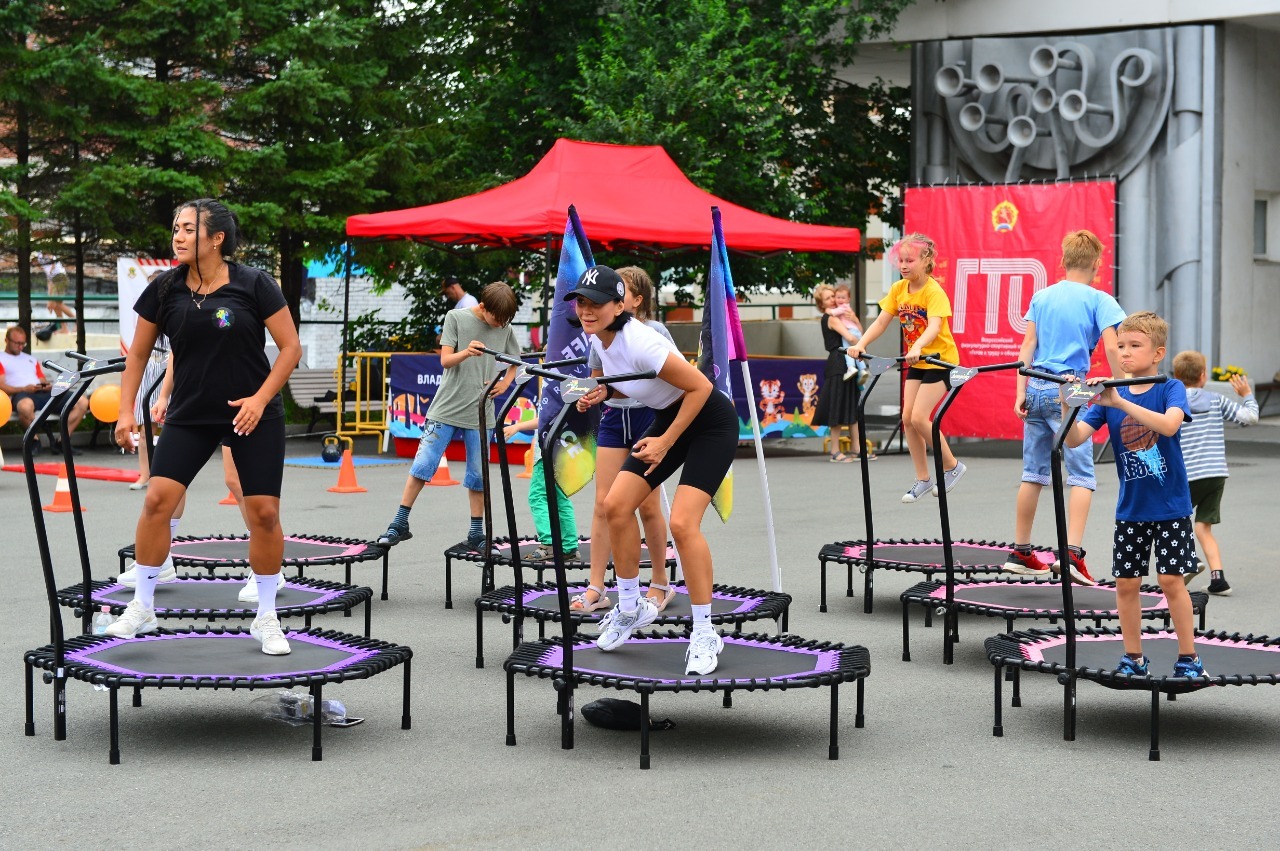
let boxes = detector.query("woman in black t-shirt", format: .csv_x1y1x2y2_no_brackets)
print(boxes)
106,199,302,656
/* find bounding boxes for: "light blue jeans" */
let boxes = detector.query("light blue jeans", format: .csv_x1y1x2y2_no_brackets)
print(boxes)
409,420,486,491
1022,377,1096,490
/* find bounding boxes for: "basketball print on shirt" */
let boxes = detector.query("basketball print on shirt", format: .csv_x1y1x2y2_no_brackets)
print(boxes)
1117,413,1166,484
897,304,928,347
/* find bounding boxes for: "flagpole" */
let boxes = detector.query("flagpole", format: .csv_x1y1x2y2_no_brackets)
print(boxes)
738,359,781,594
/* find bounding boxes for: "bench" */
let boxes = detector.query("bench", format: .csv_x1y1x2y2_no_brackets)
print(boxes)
286,367,342,434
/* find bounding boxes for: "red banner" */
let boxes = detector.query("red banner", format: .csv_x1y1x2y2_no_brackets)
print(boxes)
903,181,1116,440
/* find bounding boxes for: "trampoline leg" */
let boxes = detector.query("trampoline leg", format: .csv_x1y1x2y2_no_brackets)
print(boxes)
445,556,453,610
381,550,389,601
993,664,1004,737
901,601,912,662
845,562,853,598
924,606,933,629
109,687,120,765
54,673,66,742
1012,667,1022,708
780,607,789,634
829,683,839,760
24,661,35,737
344,562,352,587
863,567,874,614
1168,691,1176,702
819,559,827,613
311,683,323,762
722,691,732,709
854,678,865,729
401,658,412,730
943,609,954,666
306,615,314,630
475,604,485,669
1149,688,1161,761
559,682,574,751
640,692,651,770
505,670,517,747
364,599,372,638
133,686,142,708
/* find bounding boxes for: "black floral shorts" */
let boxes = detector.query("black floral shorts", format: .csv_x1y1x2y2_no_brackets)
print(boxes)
1111,516,1197,578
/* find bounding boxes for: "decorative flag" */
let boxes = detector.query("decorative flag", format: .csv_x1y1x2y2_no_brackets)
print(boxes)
697,207,747,521
537,205,598,495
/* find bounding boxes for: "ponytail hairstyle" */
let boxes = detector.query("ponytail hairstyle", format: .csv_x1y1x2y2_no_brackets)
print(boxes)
156,198,242,334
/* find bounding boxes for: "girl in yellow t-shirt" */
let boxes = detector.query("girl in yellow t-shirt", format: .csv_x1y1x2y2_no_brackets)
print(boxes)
850,233,966,504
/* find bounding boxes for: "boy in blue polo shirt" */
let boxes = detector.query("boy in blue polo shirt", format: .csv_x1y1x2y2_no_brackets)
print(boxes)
1005,230,1126,585
1067,311,1205,678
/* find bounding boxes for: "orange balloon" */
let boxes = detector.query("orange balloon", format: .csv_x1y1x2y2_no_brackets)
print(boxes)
0,391,11,423
90,384,121,422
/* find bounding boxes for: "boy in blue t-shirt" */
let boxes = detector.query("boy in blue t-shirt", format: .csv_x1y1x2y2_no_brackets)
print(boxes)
1067,311,1206,678
1005,230,1126,584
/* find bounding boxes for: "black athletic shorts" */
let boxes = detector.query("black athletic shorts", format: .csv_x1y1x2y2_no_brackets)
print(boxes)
150,419,285,497
905,366,952,386
620,391,738,497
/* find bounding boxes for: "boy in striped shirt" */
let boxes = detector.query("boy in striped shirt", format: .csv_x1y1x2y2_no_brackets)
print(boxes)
1172,351,1259,595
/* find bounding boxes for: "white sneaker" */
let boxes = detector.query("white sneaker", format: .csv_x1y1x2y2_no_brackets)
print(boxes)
104,600,158,638
932,461,967,496
118,559,178,589
251,613,291,655
595,598,658,651
685,631,725,676
238,572,287,603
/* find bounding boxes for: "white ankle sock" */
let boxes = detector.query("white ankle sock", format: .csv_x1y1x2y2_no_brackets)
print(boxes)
169,519,180,540
691,603,712,634
617,576,640,613
135,564,162,608
254,573,280,618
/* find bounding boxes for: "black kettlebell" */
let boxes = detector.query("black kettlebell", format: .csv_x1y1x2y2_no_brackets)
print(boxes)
321,435,342,463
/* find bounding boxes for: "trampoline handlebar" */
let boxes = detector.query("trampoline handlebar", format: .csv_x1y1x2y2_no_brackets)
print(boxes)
1019,367,1169,389
479,347,654,386
42,355,126,379
921,355,1022,374
974,359,1024,374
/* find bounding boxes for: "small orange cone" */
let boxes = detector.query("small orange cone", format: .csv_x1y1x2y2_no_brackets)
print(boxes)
516,447,534,479
328,448,368,494
426,453,459,487
219,490,238,505
43,464,84,513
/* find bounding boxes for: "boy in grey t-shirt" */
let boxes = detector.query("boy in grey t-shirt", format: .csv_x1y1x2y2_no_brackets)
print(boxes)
377,282,521,550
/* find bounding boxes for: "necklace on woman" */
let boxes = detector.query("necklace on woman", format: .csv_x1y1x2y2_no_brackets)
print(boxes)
189,263,225,309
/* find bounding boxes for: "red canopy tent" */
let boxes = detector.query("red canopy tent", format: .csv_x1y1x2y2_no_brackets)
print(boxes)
345,138,861,255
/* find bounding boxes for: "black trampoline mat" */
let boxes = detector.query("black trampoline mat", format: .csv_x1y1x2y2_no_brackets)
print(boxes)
864,543,1013,567
523,587,754,617
71,634,369,678
945,585,1162,612
97,582,343,612
564,639,830,684
1038,636,1280,677
171,539,363,561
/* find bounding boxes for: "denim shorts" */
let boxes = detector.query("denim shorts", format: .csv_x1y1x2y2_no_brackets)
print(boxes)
409,420,486,491
597,404,657,450
1021,378,1095,490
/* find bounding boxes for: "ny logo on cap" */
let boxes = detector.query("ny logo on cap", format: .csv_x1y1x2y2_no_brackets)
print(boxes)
582,268,599,287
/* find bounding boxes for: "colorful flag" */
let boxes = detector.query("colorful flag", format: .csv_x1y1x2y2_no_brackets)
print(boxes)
537,206,597,495
697,206,747,521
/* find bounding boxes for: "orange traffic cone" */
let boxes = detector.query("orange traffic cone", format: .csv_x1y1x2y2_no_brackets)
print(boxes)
219,490,238,505
328,448,368,494
426,452,459,487
43,464,84,513
516,447,534,479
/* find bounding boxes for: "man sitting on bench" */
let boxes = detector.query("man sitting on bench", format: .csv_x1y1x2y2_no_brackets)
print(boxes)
1,325,89,452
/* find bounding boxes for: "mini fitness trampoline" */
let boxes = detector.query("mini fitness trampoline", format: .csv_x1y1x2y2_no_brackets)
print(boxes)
814,355,1052,613
21,354,412,763
983,371,1258,760
118,533,391,601
898,359,1208,664
494,354,869,767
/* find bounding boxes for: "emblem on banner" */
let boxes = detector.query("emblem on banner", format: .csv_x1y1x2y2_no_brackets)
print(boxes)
991,200,1019,232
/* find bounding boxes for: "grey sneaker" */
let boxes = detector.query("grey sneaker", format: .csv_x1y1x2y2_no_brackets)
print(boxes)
901,479,934,504
684,631,725,676
104,599,158,639
1183,561,1207,586
932,461,967,496
595,598,658,651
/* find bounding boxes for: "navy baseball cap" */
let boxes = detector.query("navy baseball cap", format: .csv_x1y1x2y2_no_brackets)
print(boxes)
565,265,626,304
